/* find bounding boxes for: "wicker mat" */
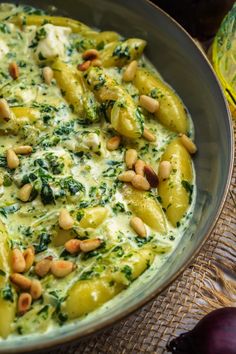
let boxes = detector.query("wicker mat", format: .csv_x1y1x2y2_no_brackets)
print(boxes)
50,124,235,354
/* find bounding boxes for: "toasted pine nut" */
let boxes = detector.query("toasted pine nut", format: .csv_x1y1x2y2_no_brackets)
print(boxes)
143,127,156,142
130,216,146,237
135,159,145,176
77,60,91,71
18,183,33,202
65,239,81,254
9,62,19,80
91,59,102,67
12,249,26,273
50,260,74,278
118,170,136,182
6,149,20,169
23,247,35,272
18,293,32,314
0,99,11,121
82,49,99,61
144,165,159,188
140,95,159,113
59,209,74,231
179,134,197,154
106,136,121,151
123,60,138,82
131,175,150,191
125,149,138,169
80,238,101,253
14,145,33,155
10,273,32,290
34,257,52,278
30,279,42,300
159,161,172,180
43,66,53,85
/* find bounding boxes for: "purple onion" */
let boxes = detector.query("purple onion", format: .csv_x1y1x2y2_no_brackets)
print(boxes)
167,307,236,354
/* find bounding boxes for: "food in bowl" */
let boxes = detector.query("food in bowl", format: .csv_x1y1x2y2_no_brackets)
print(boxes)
0,3,197,339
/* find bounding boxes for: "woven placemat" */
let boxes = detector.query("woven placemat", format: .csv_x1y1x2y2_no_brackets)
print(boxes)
51,124,235,354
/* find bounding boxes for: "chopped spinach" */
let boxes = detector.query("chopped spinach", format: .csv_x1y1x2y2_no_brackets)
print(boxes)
21,173,37,185
79,270,94,280
54,121,75,136
46,154,64,175
112,202,126,214
37,304,49,318
0,156,7,168
1,284,14,302
181,180,193,204
34,233,51,253
76,210,84,222
0,23,10,34
3,174,12,187
121,265,132,281
112,44,130,60
135,235,153,247
0,203,20,218
40,183,55,205
112,245,124,257
0,269,6,277
102,161,123,177
60,177,85,195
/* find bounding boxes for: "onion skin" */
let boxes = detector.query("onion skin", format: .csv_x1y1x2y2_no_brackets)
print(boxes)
167,307,236,354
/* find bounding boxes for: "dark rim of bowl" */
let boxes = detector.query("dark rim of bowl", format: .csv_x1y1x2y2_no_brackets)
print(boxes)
2,1,234,352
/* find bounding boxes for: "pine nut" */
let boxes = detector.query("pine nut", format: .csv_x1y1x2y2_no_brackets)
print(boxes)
18,183,33,202
125,149,138,169
80,238,101,253
140,95,159,113
9,62,19,80
6,149,20,169
43,66,53,85
159,161,172,180
106,136,121,151
118,170,136,182
14,145,33,155
30,279,42,300
64,239,81,254
59,209,74,231
130,216,146,237
123,60,138,82
179,134,197,154
144,165,159,188
18,293,32,315
77,60,91,71
143,127,156,142
23,247,35,272
82,49,99,61
10,273,32,290
91,59,102,67
135,159,145,176
0,99,11,121
12,249,26,273
131,175,150,191
34,257,52,278
50,260,74,278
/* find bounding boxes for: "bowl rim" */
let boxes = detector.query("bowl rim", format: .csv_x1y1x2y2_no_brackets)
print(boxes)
1,1,234,352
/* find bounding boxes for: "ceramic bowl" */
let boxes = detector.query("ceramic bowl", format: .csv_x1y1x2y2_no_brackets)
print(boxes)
1,1,233,352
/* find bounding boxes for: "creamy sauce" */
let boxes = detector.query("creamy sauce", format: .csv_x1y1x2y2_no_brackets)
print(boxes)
0,4,196,338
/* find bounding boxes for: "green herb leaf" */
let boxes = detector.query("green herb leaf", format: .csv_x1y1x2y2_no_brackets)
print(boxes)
181,180,193,204
1,284,14,302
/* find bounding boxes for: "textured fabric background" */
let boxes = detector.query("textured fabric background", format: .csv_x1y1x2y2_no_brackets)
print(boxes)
49,125,235,354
